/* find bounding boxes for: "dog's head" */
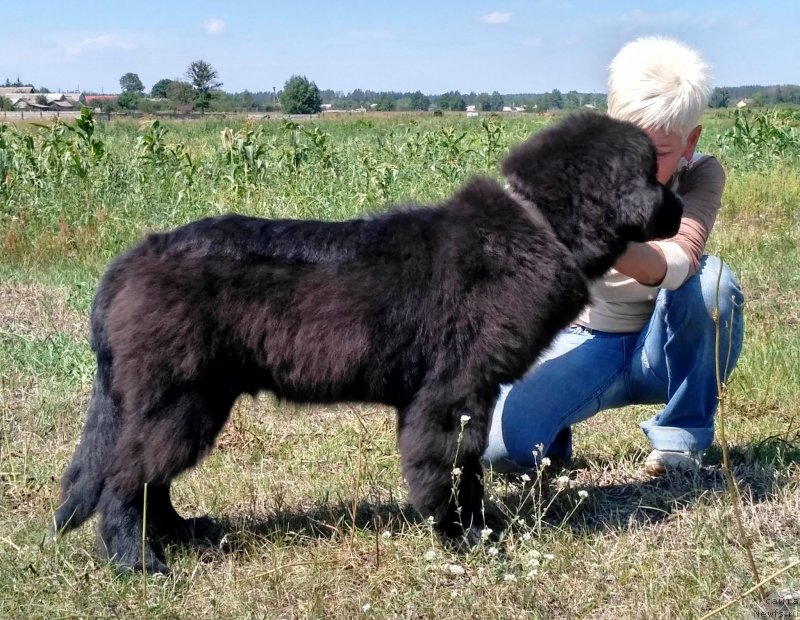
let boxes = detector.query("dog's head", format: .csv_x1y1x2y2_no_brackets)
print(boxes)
502,111,683,277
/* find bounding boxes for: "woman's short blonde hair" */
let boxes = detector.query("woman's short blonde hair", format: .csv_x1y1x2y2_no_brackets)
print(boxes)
607,36,712,136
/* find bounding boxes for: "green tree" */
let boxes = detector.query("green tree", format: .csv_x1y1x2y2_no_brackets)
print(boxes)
710,87,730,109
151,78,173,99
751,91,767,107
476,92,492,111
408,90,430,111
0,95,13,111
117,91,141,110
35,94,49,106
120,72,145,94
167,80,194,105
437,91,465,111
376,94,396,111
186,60,222,114
565,90,581,109
279,75,322,114
490,91,504,111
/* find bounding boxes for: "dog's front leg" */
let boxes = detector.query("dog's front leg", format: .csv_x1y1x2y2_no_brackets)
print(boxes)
397,390,493,548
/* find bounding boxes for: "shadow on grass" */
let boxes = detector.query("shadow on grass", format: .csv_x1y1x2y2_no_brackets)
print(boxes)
164,496,426,562
163,435,799,561
491,434,800,535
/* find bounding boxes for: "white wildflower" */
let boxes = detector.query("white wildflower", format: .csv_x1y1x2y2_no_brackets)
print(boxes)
362,603,371,612
540,457,551,468
556,475,569,485
447,564,465,576
578,489,589,499
520,473,531,483
480,527,493,541
381,531,392,538
526,569,539,580
522,532,532,541
424,549,437,561
487,546,500,557
503,573,517,582
451,467,462,476
528,558,540,568
543,553,555,561
460,415,471,425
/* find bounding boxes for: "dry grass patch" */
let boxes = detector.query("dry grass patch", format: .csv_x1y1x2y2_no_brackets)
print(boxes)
0,281,86,341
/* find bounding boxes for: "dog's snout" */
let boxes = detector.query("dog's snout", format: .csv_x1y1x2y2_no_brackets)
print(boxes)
644,185,683,240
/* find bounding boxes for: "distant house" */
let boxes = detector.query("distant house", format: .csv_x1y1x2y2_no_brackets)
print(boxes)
0,86,34,96
83,95,119,110
466,110,479,118
2,91,81,110
736,99,750,108
465,105,477,112
320,103,333,110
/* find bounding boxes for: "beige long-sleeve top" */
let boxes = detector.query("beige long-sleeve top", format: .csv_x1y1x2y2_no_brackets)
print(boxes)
575,154,726,333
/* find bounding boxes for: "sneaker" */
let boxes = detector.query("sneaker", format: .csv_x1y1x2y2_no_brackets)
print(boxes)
644,449,701,476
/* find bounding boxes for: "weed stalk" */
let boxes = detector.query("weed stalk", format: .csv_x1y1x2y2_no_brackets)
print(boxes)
712,260,763,599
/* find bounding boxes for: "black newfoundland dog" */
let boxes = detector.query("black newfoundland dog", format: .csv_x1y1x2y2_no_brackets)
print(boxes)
51,112,682,573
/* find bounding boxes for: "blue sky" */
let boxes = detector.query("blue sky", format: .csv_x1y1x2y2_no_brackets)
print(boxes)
2,1,798,95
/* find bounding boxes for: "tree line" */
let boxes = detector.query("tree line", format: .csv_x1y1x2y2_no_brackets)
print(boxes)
4,66,800,114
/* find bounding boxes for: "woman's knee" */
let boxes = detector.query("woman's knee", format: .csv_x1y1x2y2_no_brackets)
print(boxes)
697,256,744,322
668,255,744,320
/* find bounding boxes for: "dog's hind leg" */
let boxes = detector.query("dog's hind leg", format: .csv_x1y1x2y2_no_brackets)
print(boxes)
397,387,494,547
100,385,237,573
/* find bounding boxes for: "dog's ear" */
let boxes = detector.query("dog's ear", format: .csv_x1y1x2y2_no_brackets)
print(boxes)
501,111,624,206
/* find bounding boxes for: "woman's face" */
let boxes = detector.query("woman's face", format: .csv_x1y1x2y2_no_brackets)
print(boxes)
646,125,702,185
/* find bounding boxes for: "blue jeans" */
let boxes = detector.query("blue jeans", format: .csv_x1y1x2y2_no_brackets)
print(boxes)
483,256,745,471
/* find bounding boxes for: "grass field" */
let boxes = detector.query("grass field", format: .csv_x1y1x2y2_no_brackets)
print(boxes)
1,108,799,619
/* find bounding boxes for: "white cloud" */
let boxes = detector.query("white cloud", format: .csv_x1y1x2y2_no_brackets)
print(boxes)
203,18,227,35
481,12,512,25
66,35,135,56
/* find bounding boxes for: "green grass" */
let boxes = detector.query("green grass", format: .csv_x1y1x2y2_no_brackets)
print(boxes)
1,110,799,619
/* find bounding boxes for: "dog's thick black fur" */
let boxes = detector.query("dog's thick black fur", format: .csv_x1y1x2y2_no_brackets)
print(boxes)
51,112,682,573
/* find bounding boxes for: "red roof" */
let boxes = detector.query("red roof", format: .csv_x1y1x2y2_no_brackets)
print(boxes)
84,95,119,103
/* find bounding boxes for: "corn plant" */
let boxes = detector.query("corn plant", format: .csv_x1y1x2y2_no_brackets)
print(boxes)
135,120,171,164
219,125,270,192
426,126,472,185
302,125,336,172
716,109,800,170
274,120,310,174
480,116,506,170
62,107,105,179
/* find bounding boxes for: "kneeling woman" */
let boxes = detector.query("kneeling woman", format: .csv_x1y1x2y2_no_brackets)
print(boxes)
483,36,745,476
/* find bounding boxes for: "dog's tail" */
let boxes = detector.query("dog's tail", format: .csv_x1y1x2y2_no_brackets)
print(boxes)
49,259,127,539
